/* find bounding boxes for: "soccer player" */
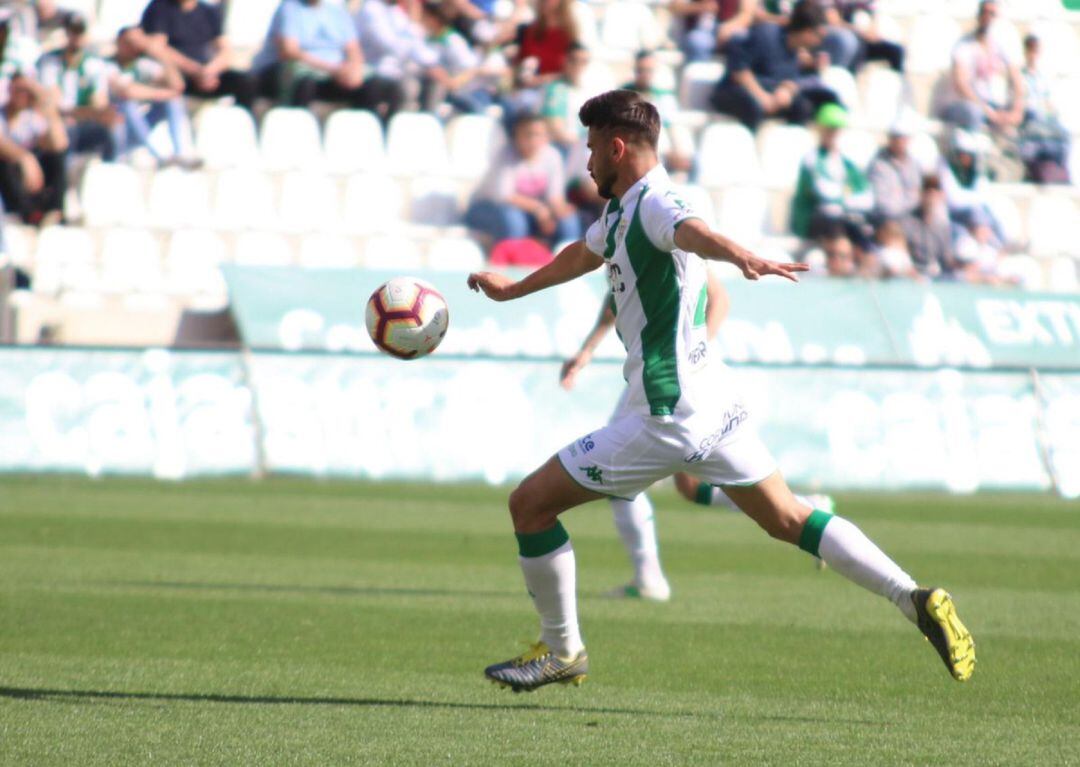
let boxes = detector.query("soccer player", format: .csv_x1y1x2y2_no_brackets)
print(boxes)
467,89,975,692
561,280,834,601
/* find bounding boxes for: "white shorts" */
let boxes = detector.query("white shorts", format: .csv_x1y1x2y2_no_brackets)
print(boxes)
556,392,778,501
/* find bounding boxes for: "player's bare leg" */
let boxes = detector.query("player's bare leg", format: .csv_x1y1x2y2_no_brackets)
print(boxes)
723,472,975,681
485,456,601,692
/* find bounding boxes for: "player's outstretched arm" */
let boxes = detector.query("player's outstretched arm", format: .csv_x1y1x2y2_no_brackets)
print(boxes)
560,297,615,390
467,240,604,301
674,219,809,283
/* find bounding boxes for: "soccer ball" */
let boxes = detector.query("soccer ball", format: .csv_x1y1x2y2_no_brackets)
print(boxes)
365,277,450,360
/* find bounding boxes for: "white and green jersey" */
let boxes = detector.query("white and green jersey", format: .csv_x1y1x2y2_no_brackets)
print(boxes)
584,165,722,419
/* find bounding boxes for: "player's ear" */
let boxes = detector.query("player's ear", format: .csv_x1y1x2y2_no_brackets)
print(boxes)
611,136,625,160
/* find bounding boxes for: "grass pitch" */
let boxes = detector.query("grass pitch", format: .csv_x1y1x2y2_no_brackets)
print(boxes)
1,476,1078,766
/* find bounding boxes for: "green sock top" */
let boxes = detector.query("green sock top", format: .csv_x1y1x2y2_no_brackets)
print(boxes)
516,521,570,558
799,509,833,557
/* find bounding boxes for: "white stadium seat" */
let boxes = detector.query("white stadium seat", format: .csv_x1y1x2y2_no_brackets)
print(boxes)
147,168,212,229
409,177,460,226
757,124,814,189
696,123,759,188
195,105,259,169
80,162,145,227
1046,256,1080,292
99,229,164,294
33,227,96,294
324,110,385,173
93,0,147,41
679,62,725,112
446,114,505,179
213,169,277,231
165,229,229,297
362,235,424,270
298,233,360,268
234,231,295,267
998,254,1044,290
426,238,485,271
341,174,405,234
261,108,324,171
1028,20,1080,76
717,186,769,245
821,66,860,115
386,112,450,176
1,224,35,268
859,67,905,130
906,15,962,74
985,194,1026,250
278,172,342,233
838,129,882,170
908,131,941,173
599,1,662,53
1027,196,1080,257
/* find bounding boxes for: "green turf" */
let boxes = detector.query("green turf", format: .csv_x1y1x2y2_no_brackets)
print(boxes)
1,476,1078,766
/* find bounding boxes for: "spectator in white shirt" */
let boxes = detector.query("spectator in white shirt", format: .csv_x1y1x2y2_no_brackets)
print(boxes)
0,72,68,225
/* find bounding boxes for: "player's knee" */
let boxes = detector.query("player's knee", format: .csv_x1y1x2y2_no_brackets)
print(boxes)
508,483,538,528
673,473,698,503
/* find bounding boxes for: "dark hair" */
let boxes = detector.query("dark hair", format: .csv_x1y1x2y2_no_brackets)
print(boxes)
578,89,660,149
921,175,942,192
787,0,825,34
635,49,654,63
512,111,546,133
978,0,998,14
1024,33,1039,49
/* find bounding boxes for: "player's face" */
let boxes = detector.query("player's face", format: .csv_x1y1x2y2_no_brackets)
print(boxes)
586,127,618,200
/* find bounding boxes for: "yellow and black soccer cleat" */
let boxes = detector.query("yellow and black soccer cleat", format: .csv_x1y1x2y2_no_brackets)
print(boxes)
913,587,976,682
484,642,589,693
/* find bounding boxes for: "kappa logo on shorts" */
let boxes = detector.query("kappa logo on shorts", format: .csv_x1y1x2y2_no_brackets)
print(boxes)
578,435,596,454
579,465,604,484
684,404,749,463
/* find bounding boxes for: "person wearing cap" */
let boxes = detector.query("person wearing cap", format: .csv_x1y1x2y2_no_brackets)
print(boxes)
867,113,922,223
139,0,259,113
791,103,875,270
710,0,839,132
37,14,123,161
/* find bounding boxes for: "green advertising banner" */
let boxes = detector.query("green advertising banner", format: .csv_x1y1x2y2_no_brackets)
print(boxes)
222,267,1080,370
2,348,1076,496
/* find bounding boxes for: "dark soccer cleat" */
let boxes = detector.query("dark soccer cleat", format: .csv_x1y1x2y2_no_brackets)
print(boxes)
484,642,589,693
912,587,975,682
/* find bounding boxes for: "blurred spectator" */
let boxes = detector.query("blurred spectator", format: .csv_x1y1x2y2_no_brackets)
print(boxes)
624,50,691,174
10,0,75,51
791,104,875,269
419,1,502,115
874,219,918,279
0,73,68,225
938,128,1011,283
256,0,403,120
356,0,439,110
710,0,838,131
139,0,258,113
867,113,921,223
541,42,589,155
817,1,904,73
109,26,196,168
510,0,579,97
670,0,758,63
901,175,956,279
940,0,1023,134
38,15,123,161
1018,34,1070,183
465,112,581,250
438,0,504,47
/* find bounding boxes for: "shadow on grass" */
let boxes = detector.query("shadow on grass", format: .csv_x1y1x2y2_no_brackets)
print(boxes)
101,580,519,600
0,685,702,719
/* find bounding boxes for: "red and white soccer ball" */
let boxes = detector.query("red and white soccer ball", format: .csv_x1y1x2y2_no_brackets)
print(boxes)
365,277,450,360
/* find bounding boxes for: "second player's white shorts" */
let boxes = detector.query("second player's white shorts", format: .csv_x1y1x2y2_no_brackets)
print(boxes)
556,390,777,500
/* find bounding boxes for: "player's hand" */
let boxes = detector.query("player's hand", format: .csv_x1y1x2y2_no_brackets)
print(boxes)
18,152,45,194
732,248,810,283
467,271,519,301
559,350,592,390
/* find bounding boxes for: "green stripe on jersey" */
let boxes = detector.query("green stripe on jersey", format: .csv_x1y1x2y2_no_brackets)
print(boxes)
625,187,682,416
604,199,622,261
693,283,707,327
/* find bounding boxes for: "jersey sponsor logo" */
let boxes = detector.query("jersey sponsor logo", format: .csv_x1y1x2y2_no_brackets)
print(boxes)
607,263,626,294
688,341,708,365
578,435,595,454
684,404,749,463
579,465,604,484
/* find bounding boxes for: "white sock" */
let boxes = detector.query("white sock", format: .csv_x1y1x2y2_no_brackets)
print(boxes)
815,515,918,624
519,541,585,657
610,494,667,590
